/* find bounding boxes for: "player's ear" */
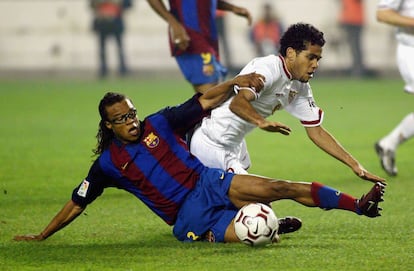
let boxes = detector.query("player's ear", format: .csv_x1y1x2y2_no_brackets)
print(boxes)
286,47,296,60
105,121,112,130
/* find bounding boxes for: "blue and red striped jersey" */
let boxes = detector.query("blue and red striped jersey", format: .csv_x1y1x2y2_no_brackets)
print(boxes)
72,95,210,225
168,0,219,57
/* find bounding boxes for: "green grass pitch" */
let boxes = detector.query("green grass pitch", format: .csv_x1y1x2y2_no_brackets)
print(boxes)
0,76,413,271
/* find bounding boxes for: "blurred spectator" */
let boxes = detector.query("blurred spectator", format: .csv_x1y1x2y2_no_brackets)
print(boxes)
250,3,284,57
90,0,132,78
338,0,370,77
216,10,233,70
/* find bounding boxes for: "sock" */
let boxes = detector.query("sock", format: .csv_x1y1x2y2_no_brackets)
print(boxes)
399,113,414,141
311,182,358,213
380,112,414,150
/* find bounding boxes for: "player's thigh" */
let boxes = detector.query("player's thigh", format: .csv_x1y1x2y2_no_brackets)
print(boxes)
228,175,310,207
190,128,227,169
175,53,226,86
223,218,239,243
397,44,414,93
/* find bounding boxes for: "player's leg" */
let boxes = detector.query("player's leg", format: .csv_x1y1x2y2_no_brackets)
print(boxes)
98,31,108,78
115,31,127,75
375,43,414,176
228,175,385,217
175,53,227,94
231,139,251,173
397,43,414,95
190,127,228,170
375,112,414,176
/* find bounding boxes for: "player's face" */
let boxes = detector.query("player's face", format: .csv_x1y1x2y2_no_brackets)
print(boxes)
288,44,322,83
105,99,140,144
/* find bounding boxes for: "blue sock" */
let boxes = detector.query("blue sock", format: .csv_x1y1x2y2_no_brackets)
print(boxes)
311,182,357,212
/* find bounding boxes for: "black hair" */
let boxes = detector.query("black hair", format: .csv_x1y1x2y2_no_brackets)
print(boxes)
279,23,325,57
93,92,126,155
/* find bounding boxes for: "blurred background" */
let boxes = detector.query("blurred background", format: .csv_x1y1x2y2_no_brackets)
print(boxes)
0,0,397,79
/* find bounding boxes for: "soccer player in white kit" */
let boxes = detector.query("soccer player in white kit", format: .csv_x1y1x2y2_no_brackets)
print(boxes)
375,0,414,176
190,23,385,184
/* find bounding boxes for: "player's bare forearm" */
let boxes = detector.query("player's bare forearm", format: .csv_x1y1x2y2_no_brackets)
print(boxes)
217,0,252,25
199,73,264,111
306,126,386,183
377,9,414,27
229,88,264,126
147,0,173,23
146,0,189,50
13,200,85,241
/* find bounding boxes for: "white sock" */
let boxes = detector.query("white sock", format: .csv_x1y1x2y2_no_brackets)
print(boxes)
380,112,414,150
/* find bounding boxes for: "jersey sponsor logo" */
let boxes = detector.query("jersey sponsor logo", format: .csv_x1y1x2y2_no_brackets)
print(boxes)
308,99,316,108
143,132,159,148
121,161,129,171
77,180,90,198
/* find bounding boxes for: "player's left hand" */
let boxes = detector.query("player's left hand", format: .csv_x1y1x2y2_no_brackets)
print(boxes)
13,234,45,241
258,120,291,135
169,23,190,51
232,7,252,25
355,167,387,184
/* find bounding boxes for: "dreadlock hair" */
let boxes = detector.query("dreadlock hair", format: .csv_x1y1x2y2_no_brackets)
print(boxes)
279,23,325,57
93,92,127,156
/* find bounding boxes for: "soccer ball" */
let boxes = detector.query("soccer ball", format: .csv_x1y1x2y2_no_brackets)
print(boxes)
234,203,279,246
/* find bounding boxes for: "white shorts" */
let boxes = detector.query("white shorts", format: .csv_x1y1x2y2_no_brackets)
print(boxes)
190,127,251,174
397,43,414,94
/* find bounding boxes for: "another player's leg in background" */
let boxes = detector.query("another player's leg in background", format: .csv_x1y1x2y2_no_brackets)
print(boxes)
229,176,385,218
375,112,414,176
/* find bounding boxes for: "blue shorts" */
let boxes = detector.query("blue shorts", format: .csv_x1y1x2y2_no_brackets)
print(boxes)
173,168,238,243
176,53,228,85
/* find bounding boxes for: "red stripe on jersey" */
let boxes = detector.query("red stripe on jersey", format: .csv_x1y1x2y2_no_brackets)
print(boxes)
279,55,292,79
300,109,323,126
143,121,200,191
109,142,181,225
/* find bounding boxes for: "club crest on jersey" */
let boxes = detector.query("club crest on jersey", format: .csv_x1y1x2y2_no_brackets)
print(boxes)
203,64,214,76
288,89,298,103
143,132,159,148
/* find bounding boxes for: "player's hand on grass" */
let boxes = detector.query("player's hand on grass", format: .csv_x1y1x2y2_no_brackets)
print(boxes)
13,234,45,241
258,120,291,135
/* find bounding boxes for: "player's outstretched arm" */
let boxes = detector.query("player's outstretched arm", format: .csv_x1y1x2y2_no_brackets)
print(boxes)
147,0,190,50
305,126,386,184
229,88,291,135
14,200,85,241
199,72,264,111
218,0,252,25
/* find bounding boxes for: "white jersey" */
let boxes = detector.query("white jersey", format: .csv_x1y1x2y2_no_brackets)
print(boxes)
378,0,414,46
378,0,414,92
198,54,323,148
